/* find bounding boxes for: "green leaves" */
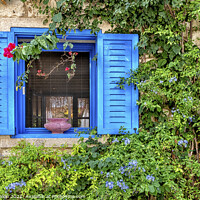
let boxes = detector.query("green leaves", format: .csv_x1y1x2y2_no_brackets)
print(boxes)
157,59,167,67
172,45,181,55
52,12,62,23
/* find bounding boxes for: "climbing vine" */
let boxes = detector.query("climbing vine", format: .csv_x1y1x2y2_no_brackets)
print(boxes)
15,0,200,160
1,0,200,198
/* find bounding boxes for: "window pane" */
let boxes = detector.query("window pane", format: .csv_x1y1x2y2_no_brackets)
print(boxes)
26,52,90,128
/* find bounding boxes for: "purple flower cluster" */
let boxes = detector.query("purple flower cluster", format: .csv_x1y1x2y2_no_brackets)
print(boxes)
146,175,155,182
169,76,177,83
2,160,13,166
119,160,139,175
112,138,119,143
117,179,129,192
178,139,188,147
106,172,113,178
122,138,130,146
106,181,114,189
61,158,70,170
183,97,193,102
140,80,147,84
5,179,26,193
151,89,158,94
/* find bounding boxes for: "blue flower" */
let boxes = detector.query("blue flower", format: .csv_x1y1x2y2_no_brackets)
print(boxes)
160,80,163,83
169,76,177,83
146,175,155,182
119,166,125,174
142,168,146,172
122,138,130,146
106,181,114,189
112,138,119,143
117,179,129,191
129,160,137,167
100,171,103,175
178,139,188,147
5,179,26,193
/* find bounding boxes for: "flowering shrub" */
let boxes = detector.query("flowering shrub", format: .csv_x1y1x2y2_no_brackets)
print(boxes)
3,43,15,58
0,129,199,199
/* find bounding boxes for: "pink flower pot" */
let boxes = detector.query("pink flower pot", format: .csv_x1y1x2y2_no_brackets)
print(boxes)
44,118,71,134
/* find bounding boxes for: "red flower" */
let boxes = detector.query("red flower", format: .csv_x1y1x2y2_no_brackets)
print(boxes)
3,44,15,58
8,43,15,51
3,47,10,57
41,73,46,76
37,70,42,73
65,67,70,71
7,52,13,58
68,52,72,56
75,52,78,56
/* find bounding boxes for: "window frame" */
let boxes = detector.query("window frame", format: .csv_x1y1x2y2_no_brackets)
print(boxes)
11,28,97,138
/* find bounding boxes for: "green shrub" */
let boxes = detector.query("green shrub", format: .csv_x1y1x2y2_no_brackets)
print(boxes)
0,129,199,199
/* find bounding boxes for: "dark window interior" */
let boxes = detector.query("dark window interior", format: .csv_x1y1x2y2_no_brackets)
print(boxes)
25,52,90,128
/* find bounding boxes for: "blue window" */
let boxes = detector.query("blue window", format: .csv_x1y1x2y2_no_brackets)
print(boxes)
0,28,139,138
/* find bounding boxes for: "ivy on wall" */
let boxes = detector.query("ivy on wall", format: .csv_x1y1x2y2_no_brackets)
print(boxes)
15,0,200,159
0,0,199,198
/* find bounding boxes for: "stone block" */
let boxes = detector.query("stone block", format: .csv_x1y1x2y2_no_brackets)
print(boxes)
0,0,25,17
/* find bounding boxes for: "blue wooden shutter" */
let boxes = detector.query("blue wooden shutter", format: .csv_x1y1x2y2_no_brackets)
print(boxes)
0,32,15,135
97,33,139,134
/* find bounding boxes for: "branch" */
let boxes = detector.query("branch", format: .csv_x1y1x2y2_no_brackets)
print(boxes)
190,20,193,40
193,129,199,162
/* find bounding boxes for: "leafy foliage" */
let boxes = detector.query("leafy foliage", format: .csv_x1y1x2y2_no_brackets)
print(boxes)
0,131,199,199
8,0,200,198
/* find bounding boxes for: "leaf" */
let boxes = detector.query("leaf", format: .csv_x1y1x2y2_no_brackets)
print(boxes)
169,51,176,60
149,185,155,193
57,0,65,8
68,43,74,49
172,45,181,55
52,13,62,23
63,41,69,50
43,18,48,25
38,39,48,49
49,23,56,31
43,0,49,5
158,59,167,67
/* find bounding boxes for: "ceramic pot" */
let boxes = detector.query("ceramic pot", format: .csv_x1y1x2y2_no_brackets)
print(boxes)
44,118,71,134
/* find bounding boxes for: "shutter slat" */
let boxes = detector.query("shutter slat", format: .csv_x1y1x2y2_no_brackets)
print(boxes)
97,33,139,134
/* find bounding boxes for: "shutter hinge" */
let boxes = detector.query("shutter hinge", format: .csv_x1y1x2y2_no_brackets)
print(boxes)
22,87,25,95
134,84,136,90
134,128,137,133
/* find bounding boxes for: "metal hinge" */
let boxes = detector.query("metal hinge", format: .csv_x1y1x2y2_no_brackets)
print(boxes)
22,87,25,95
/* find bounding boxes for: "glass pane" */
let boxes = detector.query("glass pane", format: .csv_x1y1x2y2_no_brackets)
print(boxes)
78,119,89,127
78,98,89,118
26,52,90,128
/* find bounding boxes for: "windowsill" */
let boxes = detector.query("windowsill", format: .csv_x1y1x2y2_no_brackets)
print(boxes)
12,128,96,138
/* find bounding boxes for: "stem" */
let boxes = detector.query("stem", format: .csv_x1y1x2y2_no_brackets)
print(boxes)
189,140,194,157
44,54,74,79
193,129,199,162
190,20,193,40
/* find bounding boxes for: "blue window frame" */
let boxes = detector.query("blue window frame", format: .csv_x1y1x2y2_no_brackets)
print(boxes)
12,28,97,138
0,28,139,138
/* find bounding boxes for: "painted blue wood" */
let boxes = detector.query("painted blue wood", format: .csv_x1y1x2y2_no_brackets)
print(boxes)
13,28,97,137
97,33,139,134
0,31,15,135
